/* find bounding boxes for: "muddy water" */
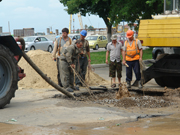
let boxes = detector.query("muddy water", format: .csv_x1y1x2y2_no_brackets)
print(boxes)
65,113,180,135
0,123,68,135
1,113,180,135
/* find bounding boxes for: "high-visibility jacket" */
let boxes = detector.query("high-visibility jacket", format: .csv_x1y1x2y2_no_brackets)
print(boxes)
125,39,140,61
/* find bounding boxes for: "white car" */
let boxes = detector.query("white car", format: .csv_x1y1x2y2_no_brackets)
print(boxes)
24,36,54,52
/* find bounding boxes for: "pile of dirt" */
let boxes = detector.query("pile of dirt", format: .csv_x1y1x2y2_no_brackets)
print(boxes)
18,50,58,89
164,87,180,97
85,67,108,86
18,50,108,89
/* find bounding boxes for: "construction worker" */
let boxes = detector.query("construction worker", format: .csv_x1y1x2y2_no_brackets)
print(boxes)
122,30,143,88
106,35,123,88
52,28,72,87
59,40,83,92
75,30,91,88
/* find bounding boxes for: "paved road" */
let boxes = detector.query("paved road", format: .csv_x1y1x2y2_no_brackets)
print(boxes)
0,66,179,135
90,46,149,53
0,66,164,126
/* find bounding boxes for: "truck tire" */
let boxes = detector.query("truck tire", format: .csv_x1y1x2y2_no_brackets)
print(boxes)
163,76,180,88
0,44,18,109
154,77,165,87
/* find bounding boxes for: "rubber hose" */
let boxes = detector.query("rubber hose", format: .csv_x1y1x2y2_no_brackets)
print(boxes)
22,51,75,99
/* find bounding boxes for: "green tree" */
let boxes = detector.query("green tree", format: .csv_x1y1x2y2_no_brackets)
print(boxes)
84,24,88,30
88,26,95,31
59,0,116,42
59,0,164,41
76,29,79,33
110,0,164,30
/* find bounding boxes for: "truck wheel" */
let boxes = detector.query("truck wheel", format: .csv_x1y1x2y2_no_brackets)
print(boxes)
154,77,165,87
0,44,18,109
163,76,180,88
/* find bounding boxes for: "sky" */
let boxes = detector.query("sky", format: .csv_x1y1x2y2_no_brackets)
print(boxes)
0,0,106,34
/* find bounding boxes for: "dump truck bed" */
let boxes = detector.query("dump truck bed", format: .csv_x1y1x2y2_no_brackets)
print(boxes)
138,18,180,47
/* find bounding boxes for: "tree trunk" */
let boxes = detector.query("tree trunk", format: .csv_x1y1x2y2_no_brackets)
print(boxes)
103,17,112,43
107,24,112,43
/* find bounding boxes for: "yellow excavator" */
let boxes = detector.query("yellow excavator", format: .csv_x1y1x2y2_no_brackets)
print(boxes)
138,0,180,88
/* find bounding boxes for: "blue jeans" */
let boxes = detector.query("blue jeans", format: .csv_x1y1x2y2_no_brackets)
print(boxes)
126,60,141,81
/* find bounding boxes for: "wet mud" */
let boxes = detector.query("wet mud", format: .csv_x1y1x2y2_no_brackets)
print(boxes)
1,113,180,135
53,90,177,108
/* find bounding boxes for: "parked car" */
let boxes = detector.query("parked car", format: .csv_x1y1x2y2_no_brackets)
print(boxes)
68,34,81,41
152,47,164,59
152,47,180,60
86,35,108,50
24,36,54,53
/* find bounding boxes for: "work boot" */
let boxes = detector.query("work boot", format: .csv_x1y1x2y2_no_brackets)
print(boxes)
138,81,143,89
126,81,131,88
66,87,74,92
74,85,80,91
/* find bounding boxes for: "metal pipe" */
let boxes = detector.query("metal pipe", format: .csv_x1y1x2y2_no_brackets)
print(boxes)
22,51,75,99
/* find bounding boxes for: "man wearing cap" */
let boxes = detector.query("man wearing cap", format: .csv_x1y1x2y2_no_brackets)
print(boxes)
59,40,83,92
122,30,143,88
75,30,91,88
106,35,123,88
52,28,72,87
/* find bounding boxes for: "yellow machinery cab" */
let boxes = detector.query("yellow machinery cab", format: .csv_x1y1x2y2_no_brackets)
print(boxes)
138,0,180,88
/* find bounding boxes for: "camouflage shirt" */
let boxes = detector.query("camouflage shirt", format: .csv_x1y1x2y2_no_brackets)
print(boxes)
60,44,80,64
79,39,90,57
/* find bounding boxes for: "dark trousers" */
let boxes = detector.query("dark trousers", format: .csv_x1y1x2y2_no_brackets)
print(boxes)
57,58,63,87
75,57,88,86
126,60,141,82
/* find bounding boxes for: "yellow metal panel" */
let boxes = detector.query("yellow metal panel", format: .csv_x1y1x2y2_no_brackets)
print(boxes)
138,18,180,47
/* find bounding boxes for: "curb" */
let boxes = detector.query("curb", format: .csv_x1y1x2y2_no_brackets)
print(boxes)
91,59,154,68
91,64,109,68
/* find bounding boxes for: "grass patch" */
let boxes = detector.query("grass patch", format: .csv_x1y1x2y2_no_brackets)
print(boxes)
142,47,153,60
90,47,153,64
90,51,108,64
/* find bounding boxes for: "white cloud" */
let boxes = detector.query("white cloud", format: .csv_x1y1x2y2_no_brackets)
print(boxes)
49,0,63,8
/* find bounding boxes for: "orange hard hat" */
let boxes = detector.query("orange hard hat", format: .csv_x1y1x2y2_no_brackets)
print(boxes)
126,30,134,38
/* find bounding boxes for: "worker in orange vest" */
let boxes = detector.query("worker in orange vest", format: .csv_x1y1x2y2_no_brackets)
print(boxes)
122,30,143,88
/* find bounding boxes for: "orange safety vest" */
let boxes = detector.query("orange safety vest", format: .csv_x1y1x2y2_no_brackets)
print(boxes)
125,39,140,61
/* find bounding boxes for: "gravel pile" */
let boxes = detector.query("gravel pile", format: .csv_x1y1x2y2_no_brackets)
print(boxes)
77,92,175,108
